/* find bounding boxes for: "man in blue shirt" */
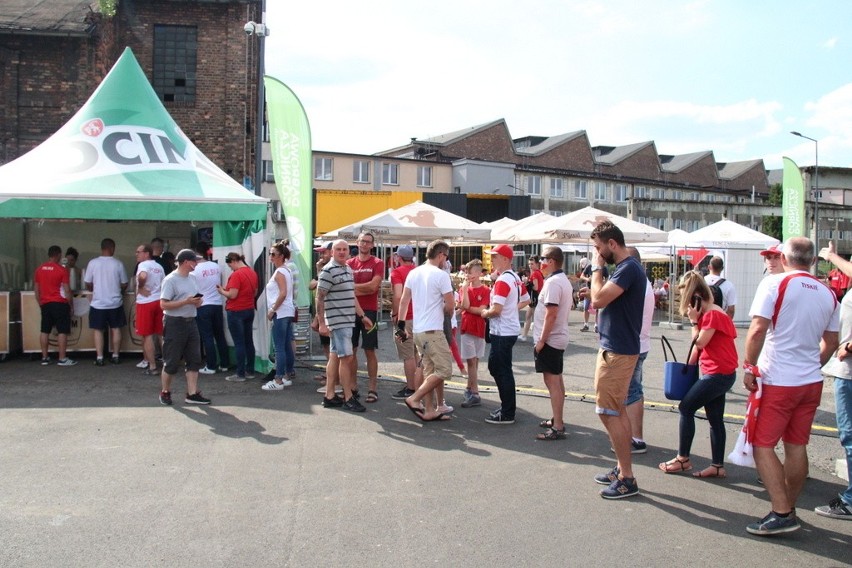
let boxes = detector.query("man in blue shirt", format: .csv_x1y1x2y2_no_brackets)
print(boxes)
583,221,646,499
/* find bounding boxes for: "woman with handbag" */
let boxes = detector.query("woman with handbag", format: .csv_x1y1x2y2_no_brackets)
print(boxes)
659,271,738,478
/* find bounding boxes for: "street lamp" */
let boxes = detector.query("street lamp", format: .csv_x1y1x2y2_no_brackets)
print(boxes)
790,131,819,261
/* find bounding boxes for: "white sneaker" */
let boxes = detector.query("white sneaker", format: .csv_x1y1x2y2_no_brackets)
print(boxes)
198,366,216,375
57,358,77,367
262,380,291,391
436,403,454,414
225,374,246,382
518,335,528,342
218,367,229,373
136,359,149,368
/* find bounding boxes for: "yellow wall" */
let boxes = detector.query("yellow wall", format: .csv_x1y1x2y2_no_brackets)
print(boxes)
316,190,423,235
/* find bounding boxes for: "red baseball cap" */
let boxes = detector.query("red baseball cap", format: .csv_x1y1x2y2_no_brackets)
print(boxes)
488,243,514,260
760,245,782,257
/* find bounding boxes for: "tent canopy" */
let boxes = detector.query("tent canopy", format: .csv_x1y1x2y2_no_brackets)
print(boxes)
0,48,268,222
671,219,778,249
517,206,668,243
323,201,491,243
490,212,556,242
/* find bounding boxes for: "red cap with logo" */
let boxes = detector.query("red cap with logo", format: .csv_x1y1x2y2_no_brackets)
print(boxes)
488,244,514,260
760,244,782,257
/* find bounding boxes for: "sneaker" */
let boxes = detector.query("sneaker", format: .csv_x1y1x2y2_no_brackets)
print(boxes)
225,374,246,382
461,393,481,408
610,440,648,454
814,498,852,520
218,366,229,373
594,466,620,485
159,390,172,406
110,355,121,365
245,372,257,380
391,387,416,400
142,368,160,376
198,366,216,375
594,325,598,333
40,357,50,366
262,379,292,391
580,324,589,332
342,397,366,413
746,511,800,535
94,358,105,367
518,335,528,342
436,403,454,414
185,391,211,405
485,409,514,424
322,395,344,408
287,371,297,380
57,358,77,367
136,359,149,369
600,476,639,499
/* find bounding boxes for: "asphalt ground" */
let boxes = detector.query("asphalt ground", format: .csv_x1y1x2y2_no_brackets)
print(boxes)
1,308,850,567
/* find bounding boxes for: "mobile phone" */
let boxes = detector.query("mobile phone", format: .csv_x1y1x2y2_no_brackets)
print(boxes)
193,293,203,298
691,294,701,309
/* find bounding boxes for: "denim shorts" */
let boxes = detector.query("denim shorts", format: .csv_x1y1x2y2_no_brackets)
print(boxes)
329,327,354,357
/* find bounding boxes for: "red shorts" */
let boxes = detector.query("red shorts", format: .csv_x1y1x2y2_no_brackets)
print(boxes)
752,382,823,447
135,301,164,336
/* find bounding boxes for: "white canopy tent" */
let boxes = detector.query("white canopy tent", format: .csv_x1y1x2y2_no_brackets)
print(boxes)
490,212,556,243
516,206,668,244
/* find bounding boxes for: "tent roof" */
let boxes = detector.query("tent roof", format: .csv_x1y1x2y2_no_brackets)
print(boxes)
0,47,268,222
670,219,778,248
491,212,556,242
516,206,668,244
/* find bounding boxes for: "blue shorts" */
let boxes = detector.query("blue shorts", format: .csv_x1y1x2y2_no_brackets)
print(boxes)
89,306,126,330
329,327,354,357
624,351,648,406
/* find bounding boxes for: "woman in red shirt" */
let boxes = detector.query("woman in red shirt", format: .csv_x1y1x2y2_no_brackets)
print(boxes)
217,252,259,381
660,270,738,479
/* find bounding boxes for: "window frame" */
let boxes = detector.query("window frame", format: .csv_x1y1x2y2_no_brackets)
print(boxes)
416,165,433,188
382,162,399,186
314,157,333,181
353,160,370,184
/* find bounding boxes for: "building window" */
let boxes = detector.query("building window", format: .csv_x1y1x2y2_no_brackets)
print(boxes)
550,178,565,198
417,166,432,188
615,184,628,202
674,218,683,230
530,208,541,215
382,163,399,185
705,194,716,202
652,188,665,200
671,190,682,201
552,210,563,217
634,186,647,199
638,215,647,225
595,182,608,201
263,160,274,183
527,175,542,196
688,220,701,231
691,192,700,201
573,180,587,200
314,157,333,181
353,160,370,183
153,25,197,103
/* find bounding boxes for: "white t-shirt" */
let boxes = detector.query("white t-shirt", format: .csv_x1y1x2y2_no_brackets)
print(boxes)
705,274,737,310
533,271,572,350
191,260,224,306
490,270,529,336
135,259,164,304
84,256,128,310
404,263,453,334
640,279,655,354
749,270,839,386
265,266,295,318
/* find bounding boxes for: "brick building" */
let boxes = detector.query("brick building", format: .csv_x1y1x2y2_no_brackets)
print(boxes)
0,0,261,187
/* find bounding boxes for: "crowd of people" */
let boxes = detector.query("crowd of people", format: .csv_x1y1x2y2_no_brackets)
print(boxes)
32,222,852,536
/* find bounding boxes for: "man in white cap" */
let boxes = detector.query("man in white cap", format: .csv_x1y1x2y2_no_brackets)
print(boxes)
481,244,530,424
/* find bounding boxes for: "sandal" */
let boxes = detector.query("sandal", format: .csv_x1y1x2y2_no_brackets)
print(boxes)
539,417,554,428
365,390,379,403
536,427,566,441
659,456,692,474
693,464,727,479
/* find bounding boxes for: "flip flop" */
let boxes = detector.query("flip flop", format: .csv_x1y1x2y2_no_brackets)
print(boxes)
659,457,692,474
421,412,452,422
404,399,424,418
365,391,379,403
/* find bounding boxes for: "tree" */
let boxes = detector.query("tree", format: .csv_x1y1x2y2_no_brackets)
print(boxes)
762,183,782,240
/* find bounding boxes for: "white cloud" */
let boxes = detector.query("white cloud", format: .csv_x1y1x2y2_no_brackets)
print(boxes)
823,37,838,49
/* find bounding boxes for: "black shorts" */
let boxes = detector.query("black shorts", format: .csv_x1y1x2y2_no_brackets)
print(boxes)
40,302,71,334
534,343,564,375
351,309,378,350
162,316,203,374
89,306,127,330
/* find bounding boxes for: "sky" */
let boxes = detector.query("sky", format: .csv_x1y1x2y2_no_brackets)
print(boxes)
264,0,852,171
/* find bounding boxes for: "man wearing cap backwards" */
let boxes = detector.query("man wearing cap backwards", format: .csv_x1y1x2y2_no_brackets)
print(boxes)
761,245,784,276
390,244,420,400
481,244,530,425
158,249,210,406
347,232,384,401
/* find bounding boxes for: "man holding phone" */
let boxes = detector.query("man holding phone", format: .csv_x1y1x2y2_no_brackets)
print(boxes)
157,249,209,406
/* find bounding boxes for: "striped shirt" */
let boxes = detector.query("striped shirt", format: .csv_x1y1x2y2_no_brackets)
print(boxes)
317,259,356,330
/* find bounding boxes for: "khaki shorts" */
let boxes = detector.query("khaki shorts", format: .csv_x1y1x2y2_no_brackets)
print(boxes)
395,320,415,360
594,349,639,416
414,330,452,380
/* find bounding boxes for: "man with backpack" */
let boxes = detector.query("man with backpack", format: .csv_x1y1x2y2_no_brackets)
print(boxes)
705,256,736,319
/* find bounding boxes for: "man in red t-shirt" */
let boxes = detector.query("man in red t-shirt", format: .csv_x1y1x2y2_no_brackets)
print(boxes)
33,245,76,366
390,245,419,400
520,255,544,341
347,232,385,401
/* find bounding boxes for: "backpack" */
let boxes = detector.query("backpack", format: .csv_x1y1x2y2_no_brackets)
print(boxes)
709,278,725,307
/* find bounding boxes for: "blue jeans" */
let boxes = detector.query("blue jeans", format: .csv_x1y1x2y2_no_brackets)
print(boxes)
678,372,736,464
227,309,256,377
835,377,852,506
272,316,295,378
196,304,229,370
625,351,648,406
487,334,517,419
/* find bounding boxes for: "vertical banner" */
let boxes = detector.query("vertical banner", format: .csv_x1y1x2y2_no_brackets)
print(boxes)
264,76,313,309
782,157,805,241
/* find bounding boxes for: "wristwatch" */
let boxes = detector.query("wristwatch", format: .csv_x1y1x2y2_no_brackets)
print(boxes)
591,266,603,272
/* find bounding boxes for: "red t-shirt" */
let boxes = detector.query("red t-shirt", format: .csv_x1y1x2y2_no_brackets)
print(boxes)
225,266,258,311
829,268,849,300
390,264,416,320
347,255,385,311
529,269,544,293
34,261,69,305
697,309,738,375
461,284,491,338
